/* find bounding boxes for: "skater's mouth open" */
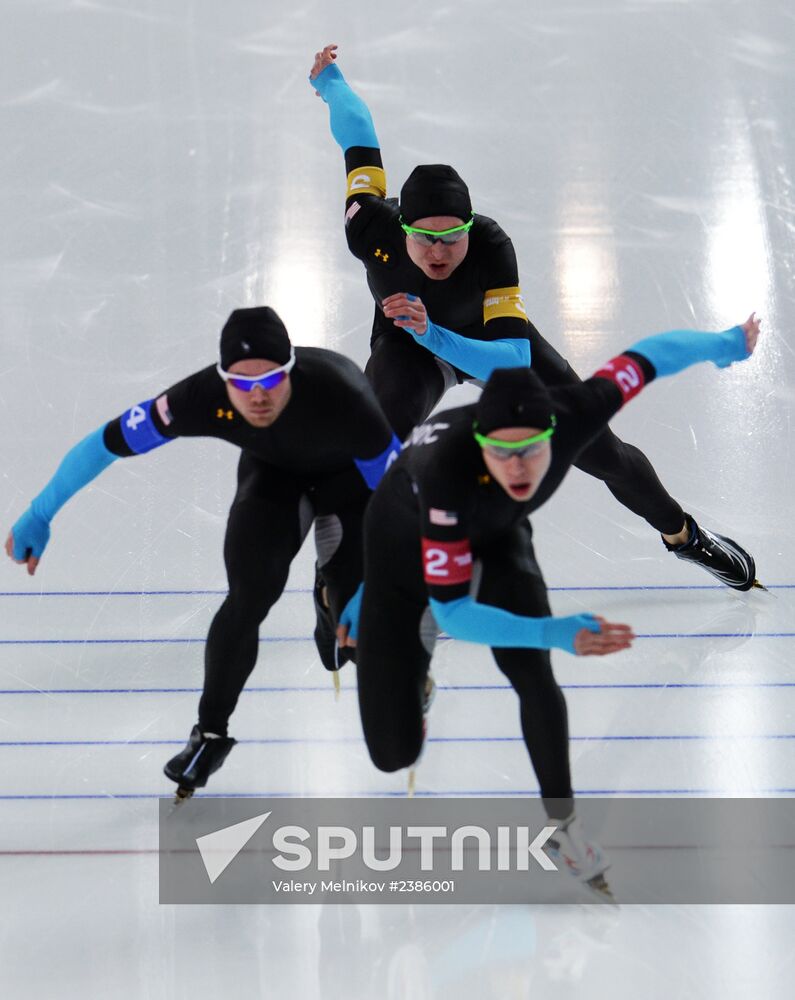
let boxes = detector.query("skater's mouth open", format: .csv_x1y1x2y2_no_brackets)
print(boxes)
507,481,533,500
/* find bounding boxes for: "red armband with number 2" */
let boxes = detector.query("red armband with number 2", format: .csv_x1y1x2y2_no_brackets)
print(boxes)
421,538,473,586
591,354,646,403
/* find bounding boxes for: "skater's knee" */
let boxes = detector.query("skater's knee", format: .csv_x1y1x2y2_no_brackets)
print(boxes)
369,751,403,774
368,748,416,773
218,587,279,629
584,428,652,480
365,734,421,773
575,427,624,472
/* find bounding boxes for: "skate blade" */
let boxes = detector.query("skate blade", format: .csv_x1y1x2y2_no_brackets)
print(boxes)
332,669,341,701
407,769,416,798
174,785,194,805
584,871,617,905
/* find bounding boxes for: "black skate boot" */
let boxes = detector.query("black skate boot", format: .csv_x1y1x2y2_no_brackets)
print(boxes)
663,514,757,591
164,725,236,802
313,564,355,673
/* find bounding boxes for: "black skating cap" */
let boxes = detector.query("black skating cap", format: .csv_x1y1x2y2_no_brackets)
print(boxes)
399,165,472,224
475,368,555,434
220,306,292,369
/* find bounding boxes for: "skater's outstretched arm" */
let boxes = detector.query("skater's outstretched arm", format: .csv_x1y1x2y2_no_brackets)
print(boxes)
310,44,385,198
337,584,632,655
382,292,531,380
555,313,762,461
627,312,760,377
5,394,175,576
430,598,634,656
400,311,759,429
5,427,119,576
595,313,760,403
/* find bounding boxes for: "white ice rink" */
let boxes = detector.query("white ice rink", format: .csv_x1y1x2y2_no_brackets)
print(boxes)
2,0,795,996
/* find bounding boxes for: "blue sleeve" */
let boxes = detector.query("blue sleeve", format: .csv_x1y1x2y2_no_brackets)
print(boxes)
11,427,118,559
629,326,749,377
408,318,531,380
311,63,379,152
429,596,600,654
354,434,402,490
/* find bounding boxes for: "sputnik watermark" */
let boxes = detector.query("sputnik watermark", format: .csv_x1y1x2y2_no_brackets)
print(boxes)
195,811,559,885
161,797,795,904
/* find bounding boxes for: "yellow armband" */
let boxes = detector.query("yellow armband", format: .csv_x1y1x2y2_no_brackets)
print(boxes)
483,286,528,324
346,166,387,200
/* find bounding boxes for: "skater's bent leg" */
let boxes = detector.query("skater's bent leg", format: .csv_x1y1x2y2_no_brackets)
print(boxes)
365,331,446,440
198,460,305,734
356,483,435,771
574,427,685,536
356,588,431,772
493,646,574,817
477,525,574,816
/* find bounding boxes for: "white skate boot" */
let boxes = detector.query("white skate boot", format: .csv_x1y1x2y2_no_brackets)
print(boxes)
546,812,614,902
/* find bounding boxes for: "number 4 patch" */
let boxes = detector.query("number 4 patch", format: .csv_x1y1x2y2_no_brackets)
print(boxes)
120,398,169,455
421,538,473,586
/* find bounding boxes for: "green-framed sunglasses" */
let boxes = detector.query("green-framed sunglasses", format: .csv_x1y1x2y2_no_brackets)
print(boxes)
399,216,474,246
473,416,557,460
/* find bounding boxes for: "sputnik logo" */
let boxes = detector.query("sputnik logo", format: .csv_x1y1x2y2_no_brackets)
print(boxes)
196,811,272,884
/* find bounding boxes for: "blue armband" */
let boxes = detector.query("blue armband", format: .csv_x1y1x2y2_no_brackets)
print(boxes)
409,318,531,380
120,399,169,455
12,426,118,560
339,583,364,641
629,326,748,378
354,434,401,490
429,596,600,654
311,63,379,151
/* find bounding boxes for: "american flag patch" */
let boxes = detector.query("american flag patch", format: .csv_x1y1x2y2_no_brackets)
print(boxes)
429,508,458,526
155,394,173,425
344,201,361,225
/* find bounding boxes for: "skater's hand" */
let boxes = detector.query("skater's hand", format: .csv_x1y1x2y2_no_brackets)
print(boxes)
383,293,428,335
311,44,338,90
741,312,761,355
336,582,363,649
5,529,43,576
5,509,50,577
574,616,634,656
336,623,356,649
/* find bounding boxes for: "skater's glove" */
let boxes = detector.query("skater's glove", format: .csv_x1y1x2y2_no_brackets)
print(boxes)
11,507,51,561
339,583,364,641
